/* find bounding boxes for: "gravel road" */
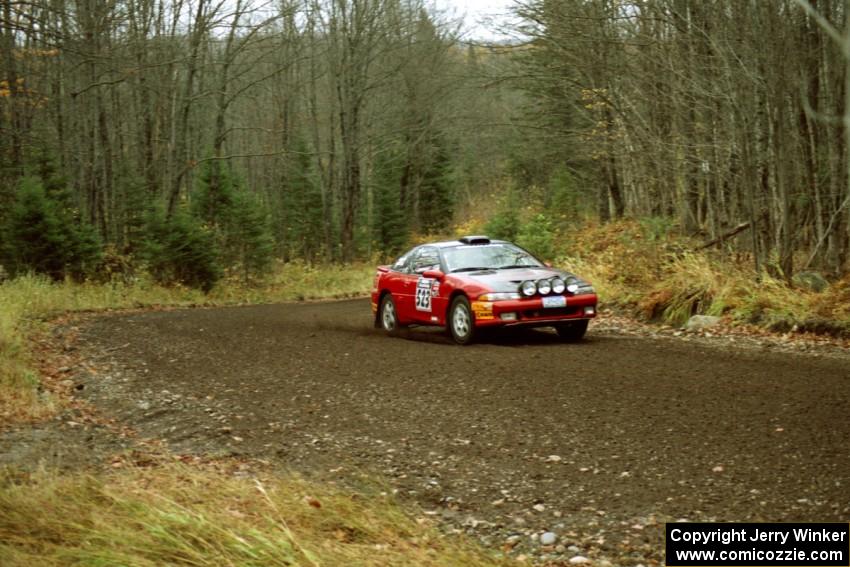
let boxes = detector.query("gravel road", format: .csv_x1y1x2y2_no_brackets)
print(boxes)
71,299,850,565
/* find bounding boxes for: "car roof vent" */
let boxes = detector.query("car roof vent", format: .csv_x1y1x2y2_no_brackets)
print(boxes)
458,235,491,245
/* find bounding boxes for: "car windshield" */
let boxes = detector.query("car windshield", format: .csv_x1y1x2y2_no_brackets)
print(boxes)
442,243,543,273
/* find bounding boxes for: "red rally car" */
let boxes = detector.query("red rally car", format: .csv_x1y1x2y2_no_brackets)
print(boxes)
371,236,598,344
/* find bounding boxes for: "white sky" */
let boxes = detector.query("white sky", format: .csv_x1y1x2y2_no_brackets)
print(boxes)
435,0,518,41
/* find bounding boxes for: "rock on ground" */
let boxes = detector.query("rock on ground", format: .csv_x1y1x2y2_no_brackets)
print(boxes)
685,315,721,331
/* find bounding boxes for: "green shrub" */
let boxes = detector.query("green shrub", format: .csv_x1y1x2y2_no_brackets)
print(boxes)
517,213,555,260
484,209,521,241
228,192,275,281
142,207,222,292
640,216,676,243
278,137,326,261
192,160,236,227
418,138,456,233
547,165,593,224
1,177,101,281
192,161,275,280
372,147,409,257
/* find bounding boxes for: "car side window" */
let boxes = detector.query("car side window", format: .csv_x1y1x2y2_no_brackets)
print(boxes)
392,248,416,274
411,247,440,274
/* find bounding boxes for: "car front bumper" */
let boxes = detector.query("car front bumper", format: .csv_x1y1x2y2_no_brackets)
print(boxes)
471,293,598,328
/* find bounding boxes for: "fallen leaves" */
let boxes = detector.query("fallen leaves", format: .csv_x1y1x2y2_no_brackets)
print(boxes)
303,495,322,508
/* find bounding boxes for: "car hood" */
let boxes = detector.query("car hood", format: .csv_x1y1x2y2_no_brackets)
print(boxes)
453,267,577,293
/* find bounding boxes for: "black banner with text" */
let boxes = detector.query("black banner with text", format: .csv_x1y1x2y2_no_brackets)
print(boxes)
666,523,849,566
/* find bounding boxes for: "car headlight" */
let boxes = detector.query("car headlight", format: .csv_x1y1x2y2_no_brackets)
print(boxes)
537,279,552,295
479,292,521,301
551,277,565,294
520,280,537,296
566,277,594,294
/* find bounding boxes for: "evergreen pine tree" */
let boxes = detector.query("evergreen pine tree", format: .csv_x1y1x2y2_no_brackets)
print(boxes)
33,147,71,206
548,165,592,226
2,178,67,279
31,149,103,279
418,137,455,233
484,189,522,241
64,222,102,281
229,191,275,281
372,147,408,256
191,159,275,280
142,206,222,292
517,213,555,260
280,137,325,261
192,160,236,228
1,176,102,280
113,166,149,254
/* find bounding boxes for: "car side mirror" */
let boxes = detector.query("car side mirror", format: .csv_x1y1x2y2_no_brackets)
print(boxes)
423,269,445,280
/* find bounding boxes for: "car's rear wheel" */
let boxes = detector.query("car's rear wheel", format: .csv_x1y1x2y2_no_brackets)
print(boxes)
379,295,401,335
555,319,589,342
448,295,476,345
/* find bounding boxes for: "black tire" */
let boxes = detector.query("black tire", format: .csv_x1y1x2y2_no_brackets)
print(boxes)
379,295,401,335
448,295,476,345
555,319,589,342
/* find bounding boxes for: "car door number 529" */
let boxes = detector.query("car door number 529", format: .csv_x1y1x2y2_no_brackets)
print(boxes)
415,278,433,312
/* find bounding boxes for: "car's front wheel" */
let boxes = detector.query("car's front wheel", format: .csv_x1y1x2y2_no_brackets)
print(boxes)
555,319,589,342
448,295,476,345
379,295,401,335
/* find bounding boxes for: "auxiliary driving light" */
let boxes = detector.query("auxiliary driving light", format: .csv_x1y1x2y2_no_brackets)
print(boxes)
584,306,595,316
520,280,537,296
500,312,518,321
537,279,552,295
551,277,565,294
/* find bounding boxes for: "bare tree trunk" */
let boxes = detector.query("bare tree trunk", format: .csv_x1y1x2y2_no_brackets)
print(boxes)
167,0,209,215
608,153,624,219
2,0,23,173
306,12,334,258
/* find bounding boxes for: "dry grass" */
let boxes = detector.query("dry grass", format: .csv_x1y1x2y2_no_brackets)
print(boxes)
0,460,509,567
0,264,375,424
555,220,850,334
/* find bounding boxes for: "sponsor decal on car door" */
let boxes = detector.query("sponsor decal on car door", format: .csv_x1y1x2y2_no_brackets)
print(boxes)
415,277,450,324
415,277,434,312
